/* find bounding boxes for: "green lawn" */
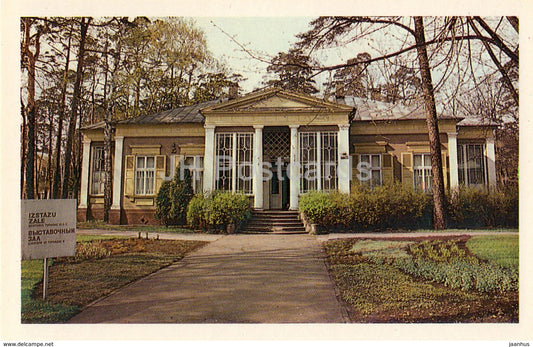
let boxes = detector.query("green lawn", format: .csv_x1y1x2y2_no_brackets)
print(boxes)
77,220,192,233
21,259,80,323
466,234,519,269
324,235,519,323
21,237,207,323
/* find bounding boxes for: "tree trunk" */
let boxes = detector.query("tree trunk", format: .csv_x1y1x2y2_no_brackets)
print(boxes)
62,17,90,199
20,101,27,198
21,18,43,200
103,111,113,222
26,105,36,199
52,21,73,199
413,16,447,230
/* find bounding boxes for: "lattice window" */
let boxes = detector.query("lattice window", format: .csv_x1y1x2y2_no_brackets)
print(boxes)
263,131,290,160
215,133,233,191
321,132,338,191
300,131,339,193
300,132,318,193
458,143,486,187
215,132,254,194
237,133,253,194
90,146,105,195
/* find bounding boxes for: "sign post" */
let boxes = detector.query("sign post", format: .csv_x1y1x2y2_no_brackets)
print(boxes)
21,199,77,300
43,258,49,300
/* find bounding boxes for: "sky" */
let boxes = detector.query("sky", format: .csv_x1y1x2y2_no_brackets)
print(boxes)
193,17,316,92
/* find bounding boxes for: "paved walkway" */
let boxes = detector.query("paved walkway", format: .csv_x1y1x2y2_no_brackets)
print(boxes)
68,233,348,323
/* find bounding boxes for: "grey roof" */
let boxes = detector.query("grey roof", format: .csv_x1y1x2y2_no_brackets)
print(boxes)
119,98,225,125
81,99,226,130
457,117,499,127
336,96,457,121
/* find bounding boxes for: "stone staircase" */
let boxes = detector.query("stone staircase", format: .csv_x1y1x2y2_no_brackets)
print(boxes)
242,210,306,234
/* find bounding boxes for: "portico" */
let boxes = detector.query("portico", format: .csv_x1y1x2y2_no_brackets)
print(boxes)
200,88,354,210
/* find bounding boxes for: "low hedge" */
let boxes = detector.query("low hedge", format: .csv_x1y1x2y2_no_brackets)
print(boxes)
447,186,518,228
299,184,432,232
299,185,518,232
187,191,252,233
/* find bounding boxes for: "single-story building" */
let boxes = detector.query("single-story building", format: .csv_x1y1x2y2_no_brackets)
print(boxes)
78,87,497,225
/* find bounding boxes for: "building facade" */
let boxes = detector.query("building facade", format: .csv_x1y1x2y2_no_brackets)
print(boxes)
78,88,497,225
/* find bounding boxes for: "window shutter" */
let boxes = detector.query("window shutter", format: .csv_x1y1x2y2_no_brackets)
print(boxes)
155,155,166,193
382,153,394,185
401,152,413,189
124,155,135,197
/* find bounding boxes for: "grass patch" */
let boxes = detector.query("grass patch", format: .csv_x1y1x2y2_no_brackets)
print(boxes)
324,238,518,323
76,234,128,242
77,220,192,233
466,234,519,269
21,259,80,323
22,237,207,323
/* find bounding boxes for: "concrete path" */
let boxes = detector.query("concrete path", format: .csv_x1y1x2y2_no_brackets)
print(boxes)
68,234,348,323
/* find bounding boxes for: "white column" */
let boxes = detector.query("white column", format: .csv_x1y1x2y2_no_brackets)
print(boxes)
253,125,264,209
203,125,216,193
111,136,124,210
338,124,351,193
79,138,92,209
289,125,300,210
486,135,497,190
447,132,459,189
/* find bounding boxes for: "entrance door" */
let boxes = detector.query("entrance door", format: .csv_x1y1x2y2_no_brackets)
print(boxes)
263,127,291,210
268,162,289,210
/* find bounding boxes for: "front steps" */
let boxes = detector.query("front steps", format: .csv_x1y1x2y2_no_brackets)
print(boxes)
242,210,306,234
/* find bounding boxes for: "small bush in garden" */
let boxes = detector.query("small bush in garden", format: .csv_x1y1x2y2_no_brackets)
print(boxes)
155,169,194,226
399,240,518,293
72,241,111,262
186,195,209,230
186,191,252,233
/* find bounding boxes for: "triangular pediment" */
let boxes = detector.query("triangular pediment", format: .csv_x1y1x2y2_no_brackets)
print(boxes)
247,95,312,109
201,87,353,113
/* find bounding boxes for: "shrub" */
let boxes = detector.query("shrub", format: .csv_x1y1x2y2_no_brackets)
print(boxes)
155,169,193,226
186,195,209,230
186,191,252,233
299,183,431,231
72,241,111,262
447,186,518,228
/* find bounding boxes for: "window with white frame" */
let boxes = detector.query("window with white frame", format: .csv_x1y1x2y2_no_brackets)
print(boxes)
236,133,253,194
299,131,338,193
183,156,204,193
321,132,338,191
215,132,254,194
413,154,432,193
458,143,486,187
359,154,382,188
135,156,155,195
90,146,105,195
